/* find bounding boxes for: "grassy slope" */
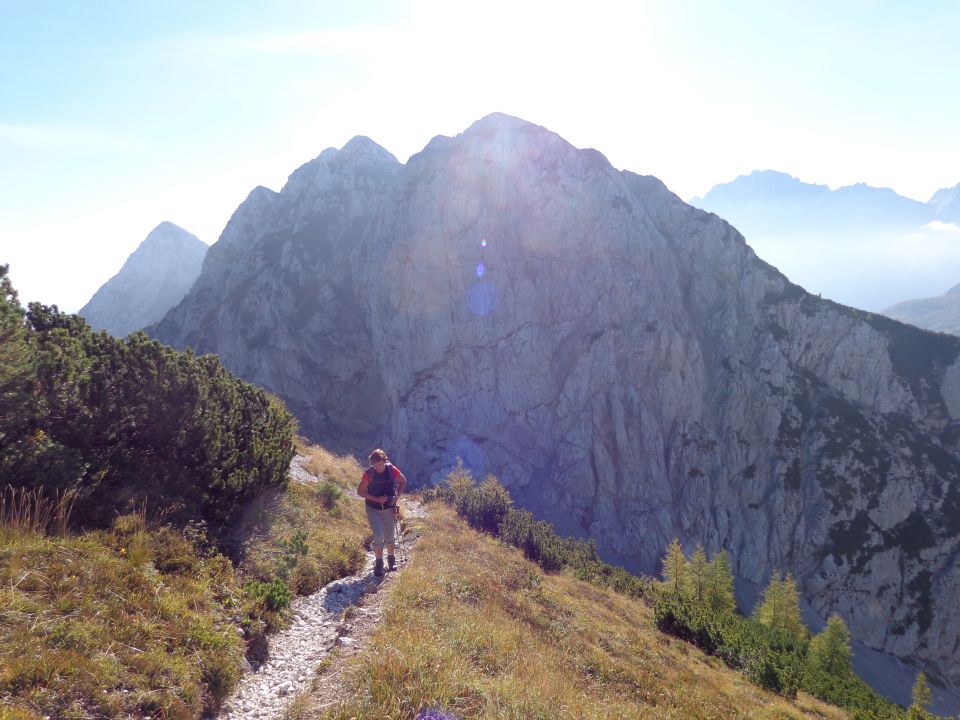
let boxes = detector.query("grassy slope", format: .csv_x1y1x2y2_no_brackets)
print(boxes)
236,444,370,600
0,518,245,720
1,445,854,720
0,443,370,720
307,503,849,720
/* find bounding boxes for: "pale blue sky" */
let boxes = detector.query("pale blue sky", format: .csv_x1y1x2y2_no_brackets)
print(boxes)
2,0,959,311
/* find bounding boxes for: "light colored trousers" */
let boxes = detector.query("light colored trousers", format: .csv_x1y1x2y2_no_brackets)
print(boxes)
365,505,397,551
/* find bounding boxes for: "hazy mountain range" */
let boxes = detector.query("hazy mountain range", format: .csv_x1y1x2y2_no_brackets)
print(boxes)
692,171,960,312
79,222,207,336
885,283,960,336
138,114,960,710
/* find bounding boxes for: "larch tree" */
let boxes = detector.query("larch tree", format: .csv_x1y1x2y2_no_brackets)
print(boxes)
687,544,709,604
661,538,689,600
706,548,736,613
909,671,933,719
755,571,808,641
780,573,808,642
808,613,852,675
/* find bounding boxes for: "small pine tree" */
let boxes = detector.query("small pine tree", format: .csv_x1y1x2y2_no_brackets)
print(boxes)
661,538,689,600
809,613,852,675
909,671,933,719
705,548,736,613
687,545,709,604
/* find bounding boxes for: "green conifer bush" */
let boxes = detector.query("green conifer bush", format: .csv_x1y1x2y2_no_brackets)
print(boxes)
0,271,297,542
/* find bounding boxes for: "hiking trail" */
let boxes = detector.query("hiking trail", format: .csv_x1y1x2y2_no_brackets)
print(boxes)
215,454,425,720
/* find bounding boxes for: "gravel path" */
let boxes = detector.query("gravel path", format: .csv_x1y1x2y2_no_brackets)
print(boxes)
215,455,425,720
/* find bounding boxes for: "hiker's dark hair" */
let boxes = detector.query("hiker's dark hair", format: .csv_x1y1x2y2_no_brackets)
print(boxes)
369,448,388,464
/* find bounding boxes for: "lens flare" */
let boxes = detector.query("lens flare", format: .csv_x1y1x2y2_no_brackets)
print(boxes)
480,239,487,248
476,262,485,277
467,282,496,316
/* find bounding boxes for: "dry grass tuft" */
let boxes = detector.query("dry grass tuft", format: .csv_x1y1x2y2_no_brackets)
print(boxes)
0,485,76,537
301,444,364,483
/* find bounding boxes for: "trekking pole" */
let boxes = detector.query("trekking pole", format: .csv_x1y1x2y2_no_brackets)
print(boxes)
393,501,407,563
394,505,405,565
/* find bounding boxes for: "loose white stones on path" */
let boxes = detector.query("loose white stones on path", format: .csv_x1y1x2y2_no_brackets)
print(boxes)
215,455,423,720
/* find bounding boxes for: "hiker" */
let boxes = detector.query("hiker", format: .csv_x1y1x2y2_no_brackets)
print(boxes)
357,448,407,578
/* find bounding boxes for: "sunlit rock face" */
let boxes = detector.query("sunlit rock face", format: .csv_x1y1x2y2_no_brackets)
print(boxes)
79,222,207,336
153,114,960,693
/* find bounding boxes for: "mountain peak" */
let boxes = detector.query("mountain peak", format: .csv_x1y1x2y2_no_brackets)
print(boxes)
140,221,205,250
282,136,400,195
466,112,541,133
79,224,207,336
339,135,399,164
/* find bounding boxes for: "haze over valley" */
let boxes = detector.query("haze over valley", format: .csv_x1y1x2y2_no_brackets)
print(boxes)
692,170,960,313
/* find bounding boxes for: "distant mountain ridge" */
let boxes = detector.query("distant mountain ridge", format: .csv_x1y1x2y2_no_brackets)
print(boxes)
884,282,960,336
79,222,207,336
928,182,960,221
692,170,932,234
691,171,960,312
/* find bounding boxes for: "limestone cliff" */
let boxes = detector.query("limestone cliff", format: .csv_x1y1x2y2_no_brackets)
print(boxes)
153,115,960,695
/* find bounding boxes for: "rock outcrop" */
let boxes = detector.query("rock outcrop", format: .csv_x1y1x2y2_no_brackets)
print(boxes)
153,114,960,698
80,222,207,336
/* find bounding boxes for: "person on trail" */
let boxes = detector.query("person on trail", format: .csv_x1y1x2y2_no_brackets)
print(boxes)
357,448,407,578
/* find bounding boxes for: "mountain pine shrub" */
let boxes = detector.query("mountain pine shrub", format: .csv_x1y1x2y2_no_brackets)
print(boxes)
0,276,297,542
425,460,650,597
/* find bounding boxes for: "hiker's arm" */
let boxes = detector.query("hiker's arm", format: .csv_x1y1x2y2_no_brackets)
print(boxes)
394,468,407,497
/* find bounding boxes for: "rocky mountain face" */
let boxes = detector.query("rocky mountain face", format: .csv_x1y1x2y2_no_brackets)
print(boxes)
153,115,960,699
691,171,960,312
80,222,207,336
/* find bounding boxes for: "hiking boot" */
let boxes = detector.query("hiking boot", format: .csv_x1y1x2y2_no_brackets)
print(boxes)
374,557,384,578
387,554,396,571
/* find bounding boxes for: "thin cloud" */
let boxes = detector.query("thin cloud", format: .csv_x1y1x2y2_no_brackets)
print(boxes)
921,220,960,234
0,124,140,150
148,27,401,60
